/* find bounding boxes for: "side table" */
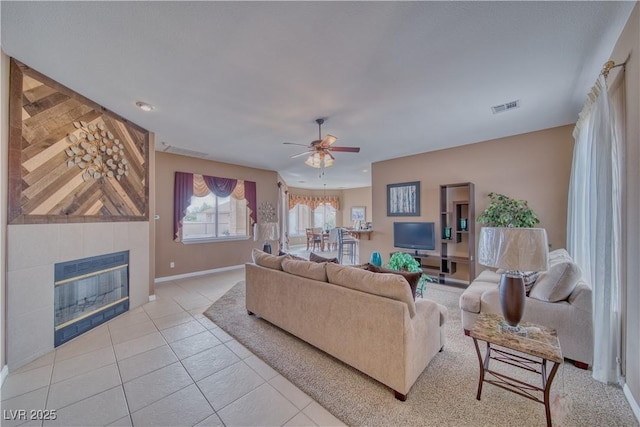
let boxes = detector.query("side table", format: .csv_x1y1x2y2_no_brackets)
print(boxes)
469,313,563,427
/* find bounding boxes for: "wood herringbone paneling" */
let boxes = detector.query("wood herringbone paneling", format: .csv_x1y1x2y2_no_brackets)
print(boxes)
9,59,149,223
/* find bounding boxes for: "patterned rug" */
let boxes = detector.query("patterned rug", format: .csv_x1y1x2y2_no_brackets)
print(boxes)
204,280,636,426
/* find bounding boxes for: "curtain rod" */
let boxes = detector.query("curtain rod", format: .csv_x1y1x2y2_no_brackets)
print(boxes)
601,58,628,78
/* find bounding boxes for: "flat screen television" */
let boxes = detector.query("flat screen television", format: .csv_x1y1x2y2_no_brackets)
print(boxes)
393,222,436,253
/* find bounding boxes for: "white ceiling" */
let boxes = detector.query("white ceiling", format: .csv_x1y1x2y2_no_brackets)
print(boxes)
1,1,635,189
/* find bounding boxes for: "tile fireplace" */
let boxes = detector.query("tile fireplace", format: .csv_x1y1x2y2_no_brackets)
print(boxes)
54,251,130,346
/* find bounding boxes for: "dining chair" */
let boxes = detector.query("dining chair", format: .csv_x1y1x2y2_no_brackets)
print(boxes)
306,228,322,251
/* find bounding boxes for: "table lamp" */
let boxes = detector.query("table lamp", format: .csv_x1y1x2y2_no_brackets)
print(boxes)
478,227,549,328
254,222,279,254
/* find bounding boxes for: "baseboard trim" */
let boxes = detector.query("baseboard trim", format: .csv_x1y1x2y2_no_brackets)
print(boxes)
624,383,640,423
154,264,244,283
1,364,8,387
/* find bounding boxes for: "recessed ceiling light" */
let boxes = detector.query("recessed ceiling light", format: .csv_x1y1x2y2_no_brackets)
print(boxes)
362,169,369,173
135,101,155,112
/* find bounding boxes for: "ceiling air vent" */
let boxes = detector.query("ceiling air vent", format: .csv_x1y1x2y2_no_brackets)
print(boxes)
491,100,520,114
160,142,210,159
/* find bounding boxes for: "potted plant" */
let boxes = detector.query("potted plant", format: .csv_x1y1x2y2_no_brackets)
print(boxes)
476,192,540,228
387,252,434,296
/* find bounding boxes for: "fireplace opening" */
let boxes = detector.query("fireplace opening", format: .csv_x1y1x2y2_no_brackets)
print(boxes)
54,251,129,347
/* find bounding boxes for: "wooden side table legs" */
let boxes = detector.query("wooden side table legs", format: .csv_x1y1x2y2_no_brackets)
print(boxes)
472,337,561,427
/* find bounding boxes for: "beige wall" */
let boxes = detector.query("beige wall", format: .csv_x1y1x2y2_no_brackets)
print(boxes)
362,125,575,273
610,2,640,412
1,51,9,374
155,152,278,278
148,135,156,297
341,187,373,226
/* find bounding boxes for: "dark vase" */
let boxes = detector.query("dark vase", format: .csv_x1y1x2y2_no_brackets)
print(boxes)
499,274,525,327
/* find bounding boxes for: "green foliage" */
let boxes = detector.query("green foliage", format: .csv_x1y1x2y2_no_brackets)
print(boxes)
388,252,421,272
476,192,540,228
387,252,429,294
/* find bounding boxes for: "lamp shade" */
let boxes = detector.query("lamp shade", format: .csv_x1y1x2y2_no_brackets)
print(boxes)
254,222,279,242
478,227,549,272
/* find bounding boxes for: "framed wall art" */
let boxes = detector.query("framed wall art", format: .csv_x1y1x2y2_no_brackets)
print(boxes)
387,181,420,216
350,206,366,221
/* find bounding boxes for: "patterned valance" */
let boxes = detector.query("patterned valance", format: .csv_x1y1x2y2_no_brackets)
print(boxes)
288,194,340,210
193,174,241,199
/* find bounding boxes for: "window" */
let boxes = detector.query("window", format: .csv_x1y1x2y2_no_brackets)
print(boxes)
288,203,336,236
288,204,311,236
182,193,248,242
314,204,336,230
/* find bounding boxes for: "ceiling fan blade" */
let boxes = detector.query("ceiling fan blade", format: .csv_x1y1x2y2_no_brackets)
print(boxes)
290,151,311,158
319,135,337,147
283,142,310,147
329,146,360,153
326,151,335,160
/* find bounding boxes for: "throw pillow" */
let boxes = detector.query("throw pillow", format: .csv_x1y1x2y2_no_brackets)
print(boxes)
309,252,339,264
548,248,573,264
529,261,582,302
522,271,540,296
365,264,421,300
252,248,287,270
278,251,306,261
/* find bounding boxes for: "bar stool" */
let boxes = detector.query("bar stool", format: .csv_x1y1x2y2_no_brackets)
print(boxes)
338,228,358,264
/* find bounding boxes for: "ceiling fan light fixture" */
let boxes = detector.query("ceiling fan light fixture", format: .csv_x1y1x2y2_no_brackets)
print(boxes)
304,152,334,168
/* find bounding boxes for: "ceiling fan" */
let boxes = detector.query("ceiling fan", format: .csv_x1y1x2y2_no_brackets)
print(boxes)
284,118,360,171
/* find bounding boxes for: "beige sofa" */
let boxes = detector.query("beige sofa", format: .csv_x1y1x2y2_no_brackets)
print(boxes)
246,249,448,400
459,249,593,367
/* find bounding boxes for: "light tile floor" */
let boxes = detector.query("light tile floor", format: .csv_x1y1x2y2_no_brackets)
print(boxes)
1,268,345,427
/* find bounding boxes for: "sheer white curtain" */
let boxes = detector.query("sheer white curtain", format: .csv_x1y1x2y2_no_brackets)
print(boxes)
568,74,623,384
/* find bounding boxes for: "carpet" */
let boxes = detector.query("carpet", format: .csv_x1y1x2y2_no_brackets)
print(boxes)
204,281,637,426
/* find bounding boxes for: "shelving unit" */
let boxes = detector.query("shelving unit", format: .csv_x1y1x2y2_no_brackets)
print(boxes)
439,183,475,285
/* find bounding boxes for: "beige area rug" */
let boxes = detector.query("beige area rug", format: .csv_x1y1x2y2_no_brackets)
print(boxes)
204,281,637,427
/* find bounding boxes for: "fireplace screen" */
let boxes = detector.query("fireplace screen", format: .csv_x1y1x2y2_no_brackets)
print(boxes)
54,251,129,346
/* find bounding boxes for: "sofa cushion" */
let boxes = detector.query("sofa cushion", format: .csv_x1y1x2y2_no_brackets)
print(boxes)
459,280,499,313
529,261,581,302
309,252,339,264
252,248,287,270
326,263,417,318
365,264,421,300
281,258,328,282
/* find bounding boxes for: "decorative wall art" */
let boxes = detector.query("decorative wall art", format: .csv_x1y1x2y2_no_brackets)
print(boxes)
387,181,420,216
351,206,366,221
8,59,149,223
258,202,277,222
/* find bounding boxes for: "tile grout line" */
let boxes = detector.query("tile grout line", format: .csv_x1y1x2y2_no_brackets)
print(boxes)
181,271,319,425
108,322,135,427
160,293,222,427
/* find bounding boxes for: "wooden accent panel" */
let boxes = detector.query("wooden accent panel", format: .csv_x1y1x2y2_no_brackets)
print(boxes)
8,59,149,223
